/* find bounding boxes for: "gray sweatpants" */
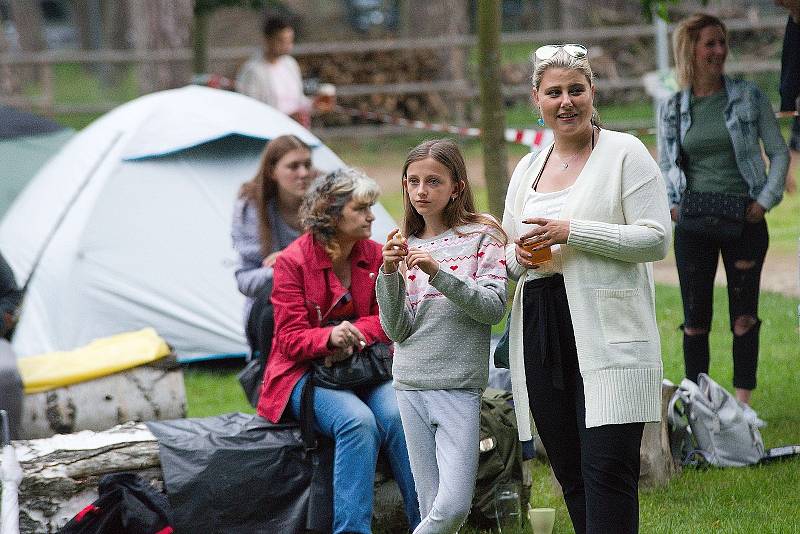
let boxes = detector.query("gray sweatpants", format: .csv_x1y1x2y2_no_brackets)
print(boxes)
395,389,481,534
0,339,22,439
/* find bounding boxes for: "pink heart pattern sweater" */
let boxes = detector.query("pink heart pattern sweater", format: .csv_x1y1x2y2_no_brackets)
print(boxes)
376,223,508,390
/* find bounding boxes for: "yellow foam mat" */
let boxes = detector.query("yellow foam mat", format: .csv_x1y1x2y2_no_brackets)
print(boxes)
17,328,172,393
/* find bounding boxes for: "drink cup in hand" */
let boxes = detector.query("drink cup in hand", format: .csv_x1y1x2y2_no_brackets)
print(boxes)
521,238,552,265
316,83,336,112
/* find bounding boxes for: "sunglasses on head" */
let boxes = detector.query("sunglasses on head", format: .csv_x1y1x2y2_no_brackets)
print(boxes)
534,44,588,61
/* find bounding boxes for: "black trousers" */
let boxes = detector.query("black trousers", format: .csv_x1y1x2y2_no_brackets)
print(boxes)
523,276,644,534
674,220,768,389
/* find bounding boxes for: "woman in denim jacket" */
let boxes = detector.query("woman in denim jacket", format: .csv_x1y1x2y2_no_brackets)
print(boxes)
657,13,788,427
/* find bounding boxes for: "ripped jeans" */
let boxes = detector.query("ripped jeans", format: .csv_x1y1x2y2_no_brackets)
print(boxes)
674,220,768,390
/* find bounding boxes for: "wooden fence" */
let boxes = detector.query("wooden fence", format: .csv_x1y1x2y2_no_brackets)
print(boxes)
0,15,788,127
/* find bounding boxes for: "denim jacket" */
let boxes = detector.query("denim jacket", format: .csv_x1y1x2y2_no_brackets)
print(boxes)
657,76,789,210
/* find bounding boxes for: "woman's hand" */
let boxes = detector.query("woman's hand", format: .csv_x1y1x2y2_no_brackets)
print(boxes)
405,248,439,277
382,229,408,274
262,251,281,268
745,201,766,223
670,207,679,223
324,348,353,367
520,217,571,248
327,320,366,356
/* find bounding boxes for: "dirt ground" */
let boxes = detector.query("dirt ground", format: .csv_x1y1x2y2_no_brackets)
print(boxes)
361,153,800,299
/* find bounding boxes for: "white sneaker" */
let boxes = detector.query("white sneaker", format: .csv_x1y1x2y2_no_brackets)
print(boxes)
740,403,767,428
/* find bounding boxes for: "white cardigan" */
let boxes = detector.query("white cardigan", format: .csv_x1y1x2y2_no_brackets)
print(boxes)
502,130,672,440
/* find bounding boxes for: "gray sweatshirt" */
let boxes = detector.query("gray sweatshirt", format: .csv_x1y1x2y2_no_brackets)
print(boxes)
376,223,507,390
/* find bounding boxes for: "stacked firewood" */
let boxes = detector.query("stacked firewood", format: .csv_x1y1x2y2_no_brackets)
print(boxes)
298,49,455,125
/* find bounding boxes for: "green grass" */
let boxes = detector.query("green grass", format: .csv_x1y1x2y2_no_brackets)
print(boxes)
183,284,800,533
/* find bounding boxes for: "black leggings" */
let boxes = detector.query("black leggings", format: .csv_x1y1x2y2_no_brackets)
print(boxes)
523,276,644,534
674,220,768,389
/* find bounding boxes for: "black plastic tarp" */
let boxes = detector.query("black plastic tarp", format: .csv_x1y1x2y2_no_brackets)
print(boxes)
146,412,332,534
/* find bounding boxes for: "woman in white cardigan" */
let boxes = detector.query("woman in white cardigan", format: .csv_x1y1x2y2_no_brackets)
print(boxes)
501,45,671,534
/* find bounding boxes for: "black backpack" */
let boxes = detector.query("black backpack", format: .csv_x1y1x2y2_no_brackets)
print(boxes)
59,473,173,534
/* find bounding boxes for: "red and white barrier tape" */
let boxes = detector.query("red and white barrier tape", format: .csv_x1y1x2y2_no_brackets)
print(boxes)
334,105,554,151
190,76,800,142
334,105,799,145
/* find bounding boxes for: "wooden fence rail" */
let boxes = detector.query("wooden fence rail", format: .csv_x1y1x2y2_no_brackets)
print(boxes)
0,15,787,124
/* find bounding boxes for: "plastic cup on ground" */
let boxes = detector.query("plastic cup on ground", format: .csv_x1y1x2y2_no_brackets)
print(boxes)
529,507,555,534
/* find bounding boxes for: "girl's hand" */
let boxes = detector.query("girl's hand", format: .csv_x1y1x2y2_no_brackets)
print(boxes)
405,248,439,276
382,229,408,274
745,201,766,223
327,321,366,355
670,207,679,223
520,217,570,248
262,251,281,268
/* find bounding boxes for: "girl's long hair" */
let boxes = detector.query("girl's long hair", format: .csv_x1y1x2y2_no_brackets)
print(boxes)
238,135,310,256
401,138,506,244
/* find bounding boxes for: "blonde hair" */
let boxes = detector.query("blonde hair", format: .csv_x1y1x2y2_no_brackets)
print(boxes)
531,48,600,127
300,168,380,260
672,13,727,88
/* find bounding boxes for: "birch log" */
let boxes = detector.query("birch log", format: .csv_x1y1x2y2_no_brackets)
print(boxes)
4,422,406,533
10,422,161,533
549,381,680,494
19,358,186,440
639,381,680,488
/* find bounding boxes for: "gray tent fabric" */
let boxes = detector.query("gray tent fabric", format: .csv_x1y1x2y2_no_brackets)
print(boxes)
0,107,73,218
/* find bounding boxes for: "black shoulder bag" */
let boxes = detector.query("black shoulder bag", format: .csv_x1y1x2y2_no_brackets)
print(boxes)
674,94,749,243
311,340,393,390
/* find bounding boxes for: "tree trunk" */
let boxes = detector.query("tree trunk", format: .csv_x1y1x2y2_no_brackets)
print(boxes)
192,10,210,75
8,0,46,84
539,0,561,30
19,359,186,440
559,0,588,30
639,382,680,488
0,12,17,96
444,0,468,123
100,0,130,87
549,382,680,495
129,0,193,93
477,0,509,220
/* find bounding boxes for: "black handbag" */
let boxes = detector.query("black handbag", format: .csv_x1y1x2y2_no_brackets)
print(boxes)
673,95,749,242
677,190,748,242
311,342,393,390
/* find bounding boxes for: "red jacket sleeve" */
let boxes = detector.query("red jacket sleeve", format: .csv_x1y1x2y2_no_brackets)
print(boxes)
271,252,334,362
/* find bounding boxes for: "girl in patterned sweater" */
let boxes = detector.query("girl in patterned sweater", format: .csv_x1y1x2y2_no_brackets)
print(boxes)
376,139,507,533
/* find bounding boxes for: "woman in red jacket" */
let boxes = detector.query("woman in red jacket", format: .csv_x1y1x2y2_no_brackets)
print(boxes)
257,168,419,534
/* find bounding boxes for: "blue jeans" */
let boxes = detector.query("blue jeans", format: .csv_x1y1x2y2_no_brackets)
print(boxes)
290,374,420,534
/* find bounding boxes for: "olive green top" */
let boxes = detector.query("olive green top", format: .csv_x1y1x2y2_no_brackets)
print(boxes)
682,90,749,196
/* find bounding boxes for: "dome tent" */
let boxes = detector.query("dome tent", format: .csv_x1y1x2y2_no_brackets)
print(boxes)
0,86,395,360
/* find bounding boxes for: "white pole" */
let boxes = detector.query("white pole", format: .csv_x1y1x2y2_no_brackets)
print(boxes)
655,14,670,75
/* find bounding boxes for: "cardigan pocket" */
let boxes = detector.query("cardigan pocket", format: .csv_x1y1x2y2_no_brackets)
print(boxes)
594,288,649,344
